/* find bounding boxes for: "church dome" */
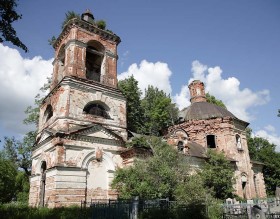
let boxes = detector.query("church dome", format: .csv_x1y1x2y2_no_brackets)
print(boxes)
180,101,237,121
179,80,246,123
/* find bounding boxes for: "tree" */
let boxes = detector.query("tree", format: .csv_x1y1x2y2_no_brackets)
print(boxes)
0,0,28,52
2,77,50,176
206,93,226,109
15,171,30,202
141,86,178,136
247,133,280,195
200,150,235,200
118,76,144,133
112,136,209,204
0,157,17,203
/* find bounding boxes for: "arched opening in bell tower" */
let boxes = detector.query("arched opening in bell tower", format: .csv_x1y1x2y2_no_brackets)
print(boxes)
57,45,65,82
83,101,110,119
86,41,105,82
43,104,53,123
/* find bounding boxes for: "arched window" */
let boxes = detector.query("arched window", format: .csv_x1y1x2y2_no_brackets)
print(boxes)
177,141,184,152
83,102,110,119
236,134,242,150
207,135,216,148
86,41,104,82
57,45,65,82
44,104,53,123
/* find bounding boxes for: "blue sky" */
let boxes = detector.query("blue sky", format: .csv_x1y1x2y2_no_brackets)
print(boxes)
0,0,280,149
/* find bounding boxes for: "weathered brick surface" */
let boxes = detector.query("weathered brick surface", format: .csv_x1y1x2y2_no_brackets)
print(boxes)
166,81,267,199
29,14,126,207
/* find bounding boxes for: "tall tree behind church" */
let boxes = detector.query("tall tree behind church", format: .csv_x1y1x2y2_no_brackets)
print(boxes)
118,76,144,133
141,86,178,136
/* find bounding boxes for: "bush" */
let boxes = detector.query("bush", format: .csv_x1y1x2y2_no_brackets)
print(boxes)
0,203,90,219
96,20,106,30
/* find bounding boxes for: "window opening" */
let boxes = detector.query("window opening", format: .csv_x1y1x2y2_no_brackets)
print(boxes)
57,45,65,82
40,161,47,207
84,103,110,119
236,134,242,150
177,141,184,152
207,135,216,148
44,105,53,122
86,46,103,82
241,174,247,199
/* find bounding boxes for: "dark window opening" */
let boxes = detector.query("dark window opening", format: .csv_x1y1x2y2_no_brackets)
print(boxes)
57,45,65,82
86,46,103,82
177,141,184,152
84,103,110,119
40,161,47,207
44,105,53,122
236,134,242,150
207,135,216,148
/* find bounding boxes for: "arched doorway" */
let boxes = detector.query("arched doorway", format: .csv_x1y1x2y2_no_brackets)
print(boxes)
86,159,108,201
241,174,247,199
39,161,46,206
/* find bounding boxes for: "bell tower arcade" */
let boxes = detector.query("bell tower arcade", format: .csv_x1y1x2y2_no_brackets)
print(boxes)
29,10,127,207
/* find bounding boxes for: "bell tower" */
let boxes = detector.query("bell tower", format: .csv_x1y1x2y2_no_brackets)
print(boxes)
29,10,127,207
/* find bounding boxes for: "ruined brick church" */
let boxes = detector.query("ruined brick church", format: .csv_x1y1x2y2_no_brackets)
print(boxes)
29,10,266,207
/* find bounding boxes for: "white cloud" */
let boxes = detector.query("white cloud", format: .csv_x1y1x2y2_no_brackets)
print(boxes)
173,85,190,110
254,126,280,151
118,60,172,96
0,45,53,134
264,125,276,133
175,60,270,121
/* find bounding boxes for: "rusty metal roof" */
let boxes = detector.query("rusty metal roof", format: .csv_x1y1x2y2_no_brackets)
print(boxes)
181,102,237,121
186,141,207,158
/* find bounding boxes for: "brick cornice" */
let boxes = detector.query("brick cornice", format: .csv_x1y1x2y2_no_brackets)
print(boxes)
53,18,121,49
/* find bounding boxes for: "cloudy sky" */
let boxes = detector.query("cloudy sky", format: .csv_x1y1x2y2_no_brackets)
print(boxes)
1,0,280,150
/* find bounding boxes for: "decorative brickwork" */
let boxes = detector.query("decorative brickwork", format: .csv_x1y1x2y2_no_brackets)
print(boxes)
167,80,267,199
29,10,126,207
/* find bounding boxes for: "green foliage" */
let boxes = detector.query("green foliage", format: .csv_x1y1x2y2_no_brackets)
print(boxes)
0,157,17,203
112,137,185,199
15,171,29,203
96,19,106,30
3,133,33,176
118,76,144,133
112,136,210,205
1,76,50,202
0,203,90,219
138,205,208,219
247,132,280,195
48,36,56,46
141,86,178,135
0,0,28,52
207,199,223,219
175,174,209,205
61,11,80,29
200,150,235,200
118,77,178,135
127,135,152,150
206,93,226,109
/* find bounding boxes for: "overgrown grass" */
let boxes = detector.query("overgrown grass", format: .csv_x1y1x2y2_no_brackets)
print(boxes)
0,202,91,219
0,201,223,219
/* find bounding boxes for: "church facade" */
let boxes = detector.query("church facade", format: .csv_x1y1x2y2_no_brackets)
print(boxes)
166,80,267,199
29,10,127,207
29,10,266,207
